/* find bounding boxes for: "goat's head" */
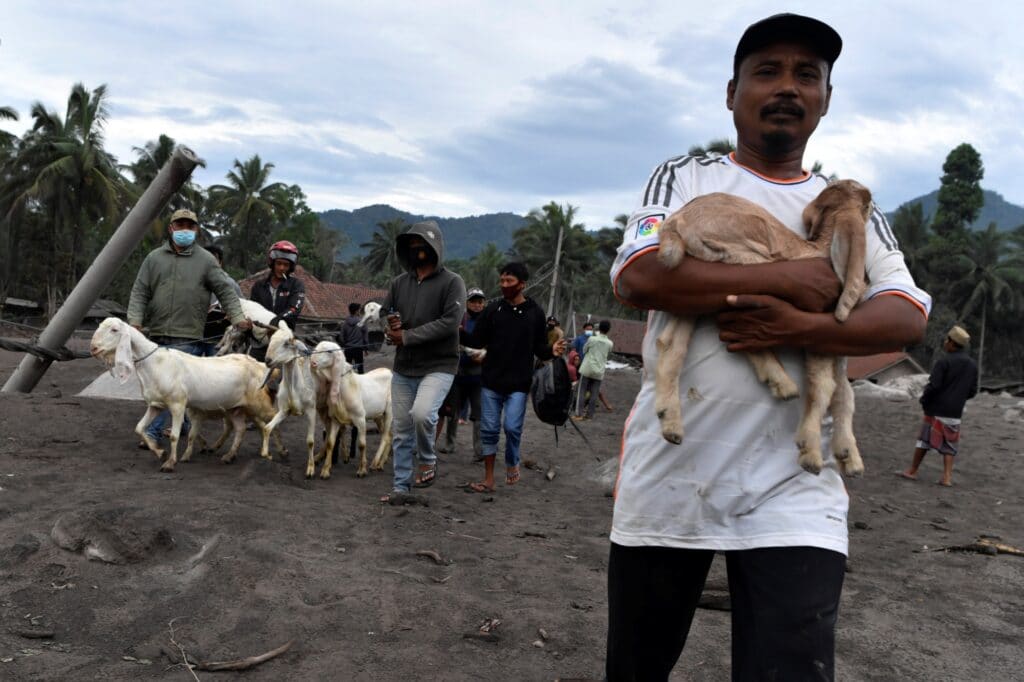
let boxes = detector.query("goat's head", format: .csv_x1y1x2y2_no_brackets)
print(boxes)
357,302,383,329
803,179,873,241
311,341,351,403
265,321,301,369
90,317,136,383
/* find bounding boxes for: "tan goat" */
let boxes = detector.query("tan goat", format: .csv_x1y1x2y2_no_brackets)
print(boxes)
654,179,872,476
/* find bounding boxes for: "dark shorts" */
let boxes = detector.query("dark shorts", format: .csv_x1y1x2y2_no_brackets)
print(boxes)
606,543,845,681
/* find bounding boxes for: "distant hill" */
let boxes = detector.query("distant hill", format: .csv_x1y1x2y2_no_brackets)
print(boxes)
320,205,525,261
886,189,1024,231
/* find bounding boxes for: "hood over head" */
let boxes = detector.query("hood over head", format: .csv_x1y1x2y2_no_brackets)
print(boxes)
395,220,445,270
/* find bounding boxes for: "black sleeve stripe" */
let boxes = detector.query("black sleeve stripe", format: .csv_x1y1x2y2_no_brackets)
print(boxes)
642,155,685,206
870,206,897,251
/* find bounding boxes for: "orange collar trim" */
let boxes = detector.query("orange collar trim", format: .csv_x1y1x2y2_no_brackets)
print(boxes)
728,152,811,184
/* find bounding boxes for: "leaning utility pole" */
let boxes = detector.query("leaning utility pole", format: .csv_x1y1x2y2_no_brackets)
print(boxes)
2,146,201,394
546,222,565,319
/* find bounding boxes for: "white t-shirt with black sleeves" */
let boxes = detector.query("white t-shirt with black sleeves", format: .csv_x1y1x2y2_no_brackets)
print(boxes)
608,152,932,556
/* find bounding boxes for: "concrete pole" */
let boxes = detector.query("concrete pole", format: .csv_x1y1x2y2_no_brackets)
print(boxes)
2,146,200,393
546,221,565,318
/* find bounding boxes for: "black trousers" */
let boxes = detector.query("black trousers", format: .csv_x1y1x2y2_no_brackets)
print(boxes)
606,543,845,682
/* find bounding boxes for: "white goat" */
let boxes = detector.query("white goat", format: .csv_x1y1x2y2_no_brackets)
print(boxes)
654,180,871,476
260,321,319,468
308,341,394,479
89,317,275,471
180,373,286,464
216,298,277,355
357,301,385,332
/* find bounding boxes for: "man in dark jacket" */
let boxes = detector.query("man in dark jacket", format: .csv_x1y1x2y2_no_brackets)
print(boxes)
901,325,978,486
340,302,370,373
437,287,487,460
378,221,466,501
462,262,566,493
249,240,306,362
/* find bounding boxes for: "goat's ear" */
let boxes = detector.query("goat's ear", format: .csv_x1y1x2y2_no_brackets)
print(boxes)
112,326,135,384
803,198,826,240
329,356,343,404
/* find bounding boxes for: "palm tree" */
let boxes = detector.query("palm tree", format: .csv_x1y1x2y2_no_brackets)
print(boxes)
0,105,18,151
207,155,288,273
688,138,735,156
9,84,128,312
513,202,593,319
462,242,505,296
890,202,931,285
948,224,1024,389
126,134,207,240
360,218,409,285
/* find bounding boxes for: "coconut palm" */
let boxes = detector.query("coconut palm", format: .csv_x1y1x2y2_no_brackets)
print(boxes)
948,223,1024,388
361,218,409,285
207,155,288,274
462,242,505,297
9,84,128,312
512,201,593,318
126,134,207,240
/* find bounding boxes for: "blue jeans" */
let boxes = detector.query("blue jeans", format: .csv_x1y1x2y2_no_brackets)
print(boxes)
480,387,527,468
390,371,454,492
146,340,204,440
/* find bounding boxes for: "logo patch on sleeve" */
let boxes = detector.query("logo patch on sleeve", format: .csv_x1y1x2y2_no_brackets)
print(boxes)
635,214,664,238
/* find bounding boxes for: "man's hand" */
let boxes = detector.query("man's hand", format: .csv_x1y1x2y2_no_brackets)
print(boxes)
386,314,402,331
716,294,812,352
386,328,404,347
552,339,567,357
235,318,253,331
777,258,842,313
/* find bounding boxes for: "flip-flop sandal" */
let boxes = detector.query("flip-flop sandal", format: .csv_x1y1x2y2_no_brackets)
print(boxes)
414,462,438,488
505,466,520,486
462,482,495,494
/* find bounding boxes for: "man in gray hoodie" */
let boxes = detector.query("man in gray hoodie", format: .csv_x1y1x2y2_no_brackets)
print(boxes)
378,221,466,502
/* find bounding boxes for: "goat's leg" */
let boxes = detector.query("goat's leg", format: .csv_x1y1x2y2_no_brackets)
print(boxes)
795,354,836,475
180,411,201,462
135,406,164,459
353,416,369,478
221,411,247,463
208,418,232,452
829,357,863,476
160,406,186,472
745,351,799,399
654,316,695,444
305,410,318,478
316,419,340,479
369,415,391,470
260,410,288,460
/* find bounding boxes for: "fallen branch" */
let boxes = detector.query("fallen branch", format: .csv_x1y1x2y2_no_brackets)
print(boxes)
197,639,293,672
415,549,447,565
167,618,200,682
927,536,1024,557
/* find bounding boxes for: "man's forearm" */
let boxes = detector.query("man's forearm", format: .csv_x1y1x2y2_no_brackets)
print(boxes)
784,296,926,356
617,252,838,315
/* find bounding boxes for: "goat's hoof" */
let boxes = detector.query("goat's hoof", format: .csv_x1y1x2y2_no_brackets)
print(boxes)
770,380,799,400
798,453,824,475
661,430,683,445
319,469,332,480
839,455,865,477
356,469,368,478
159,463,175,473
220,456,235,464
305,470,314,479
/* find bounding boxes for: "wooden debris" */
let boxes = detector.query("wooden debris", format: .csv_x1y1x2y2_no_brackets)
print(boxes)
517,531,548,539
415,549,447,565
928,536,1024,557
14,629,55,639
198,639,293,671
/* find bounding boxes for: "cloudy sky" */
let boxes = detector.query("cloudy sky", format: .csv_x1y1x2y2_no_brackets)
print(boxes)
2,1,1021,230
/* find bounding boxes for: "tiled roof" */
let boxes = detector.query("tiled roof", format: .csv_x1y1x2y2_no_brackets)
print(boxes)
570,312,647,357
239,265,387,321
846,351,925,380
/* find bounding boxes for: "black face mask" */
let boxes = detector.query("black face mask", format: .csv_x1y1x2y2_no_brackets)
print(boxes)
407,246,434,268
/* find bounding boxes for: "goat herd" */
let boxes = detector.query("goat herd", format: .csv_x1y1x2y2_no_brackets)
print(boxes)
89,302,393,480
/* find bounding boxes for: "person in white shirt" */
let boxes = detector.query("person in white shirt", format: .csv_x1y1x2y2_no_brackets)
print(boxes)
605,14,930,682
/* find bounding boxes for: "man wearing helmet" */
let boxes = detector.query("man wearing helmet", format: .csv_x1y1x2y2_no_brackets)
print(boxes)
249,240,307,361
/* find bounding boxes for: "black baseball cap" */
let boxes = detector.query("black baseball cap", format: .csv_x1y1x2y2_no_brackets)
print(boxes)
734,14,842,74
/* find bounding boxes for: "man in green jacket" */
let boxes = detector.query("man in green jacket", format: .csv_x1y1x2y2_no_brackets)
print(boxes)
574,319,613,420
127,208,251,444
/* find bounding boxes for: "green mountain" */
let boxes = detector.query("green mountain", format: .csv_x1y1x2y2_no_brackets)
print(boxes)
886,189,1024,231
320,205,525,261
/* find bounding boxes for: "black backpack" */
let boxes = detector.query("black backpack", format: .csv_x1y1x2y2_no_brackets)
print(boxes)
531,357,574,426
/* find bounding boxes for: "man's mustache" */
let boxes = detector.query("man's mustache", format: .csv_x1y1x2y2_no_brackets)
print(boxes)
761,103,805,119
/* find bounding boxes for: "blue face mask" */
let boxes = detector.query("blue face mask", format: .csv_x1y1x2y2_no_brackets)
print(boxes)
172,229,197,247
584,330,594,337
